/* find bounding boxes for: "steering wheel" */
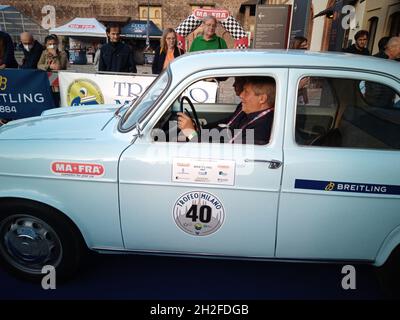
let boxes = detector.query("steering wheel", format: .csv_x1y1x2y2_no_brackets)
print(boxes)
180,96,202,132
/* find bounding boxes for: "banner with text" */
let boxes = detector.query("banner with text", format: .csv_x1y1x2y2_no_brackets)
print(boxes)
0,69,55,120
59,72,218,107
59,72,157,107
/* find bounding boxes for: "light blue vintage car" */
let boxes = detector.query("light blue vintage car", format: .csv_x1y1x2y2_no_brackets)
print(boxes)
0,50,399,283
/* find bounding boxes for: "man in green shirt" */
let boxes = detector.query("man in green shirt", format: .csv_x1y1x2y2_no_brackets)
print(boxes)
189,15,227,52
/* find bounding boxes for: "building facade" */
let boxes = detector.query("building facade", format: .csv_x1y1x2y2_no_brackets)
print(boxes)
310,0,399,53
1,0,246,48
1,0,399,53
362,0,400,53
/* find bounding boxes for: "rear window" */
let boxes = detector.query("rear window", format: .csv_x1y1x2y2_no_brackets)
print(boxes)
295,76,400,150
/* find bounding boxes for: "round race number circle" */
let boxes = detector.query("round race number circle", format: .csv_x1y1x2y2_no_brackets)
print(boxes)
173,191,225,236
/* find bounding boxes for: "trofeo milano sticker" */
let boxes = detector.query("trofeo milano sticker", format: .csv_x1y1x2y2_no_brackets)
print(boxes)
173,191,225,236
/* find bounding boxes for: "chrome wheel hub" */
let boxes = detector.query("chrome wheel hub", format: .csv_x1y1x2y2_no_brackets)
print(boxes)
0,215,62,274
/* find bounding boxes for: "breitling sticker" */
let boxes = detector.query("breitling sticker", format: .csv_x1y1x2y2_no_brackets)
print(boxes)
173,191,225,236
295,179,400,195
51,161,104,178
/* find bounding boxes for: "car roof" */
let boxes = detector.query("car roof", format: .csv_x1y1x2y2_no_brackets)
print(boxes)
169,49,400,80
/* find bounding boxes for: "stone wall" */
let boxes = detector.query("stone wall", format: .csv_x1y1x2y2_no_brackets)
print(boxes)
2,0,245,28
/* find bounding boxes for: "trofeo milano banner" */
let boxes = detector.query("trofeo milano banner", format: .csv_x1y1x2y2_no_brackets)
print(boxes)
58,72,156,107
58,72,218,107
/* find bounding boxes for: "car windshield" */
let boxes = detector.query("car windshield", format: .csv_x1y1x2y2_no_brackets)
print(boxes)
119,71,170,131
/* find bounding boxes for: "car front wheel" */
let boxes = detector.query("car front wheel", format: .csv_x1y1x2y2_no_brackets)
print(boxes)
0,200,85,282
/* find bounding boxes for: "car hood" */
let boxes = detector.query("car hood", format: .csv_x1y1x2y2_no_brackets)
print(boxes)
0,107,118,140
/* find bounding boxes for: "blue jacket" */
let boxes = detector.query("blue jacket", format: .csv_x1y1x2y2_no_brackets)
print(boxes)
19,40,44,69
98,42,137,73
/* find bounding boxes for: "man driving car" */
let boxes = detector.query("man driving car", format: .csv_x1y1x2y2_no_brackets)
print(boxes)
177,77,275,145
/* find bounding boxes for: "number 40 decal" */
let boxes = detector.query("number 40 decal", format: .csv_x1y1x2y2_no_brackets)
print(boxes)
186,204,212,223
173,191,225,236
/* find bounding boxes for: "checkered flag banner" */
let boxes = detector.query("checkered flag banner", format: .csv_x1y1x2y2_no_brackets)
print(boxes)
220,16,247,40
176,14,202,37
175,12,248,50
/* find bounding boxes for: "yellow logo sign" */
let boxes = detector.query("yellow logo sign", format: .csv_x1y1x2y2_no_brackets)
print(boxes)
0,76,8,91
325,182,335,191
67,79,104,106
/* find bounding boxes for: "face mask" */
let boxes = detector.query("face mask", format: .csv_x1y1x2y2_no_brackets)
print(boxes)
23,44,33,51
47,44,56,50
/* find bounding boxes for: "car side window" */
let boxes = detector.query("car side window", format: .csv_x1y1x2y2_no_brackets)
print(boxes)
295,76,400,150
152,77,237,143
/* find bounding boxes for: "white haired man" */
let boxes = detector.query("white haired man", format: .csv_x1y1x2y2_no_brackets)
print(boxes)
374,36,400,60
189,15,227,52
178,77,275,145
365,37,400,107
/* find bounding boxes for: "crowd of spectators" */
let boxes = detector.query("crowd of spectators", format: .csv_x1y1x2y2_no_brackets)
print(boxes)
0,30,68,71
342,29,400,61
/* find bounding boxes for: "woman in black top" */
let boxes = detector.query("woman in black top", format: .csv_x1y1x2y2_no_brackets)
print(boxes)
152,28,184,74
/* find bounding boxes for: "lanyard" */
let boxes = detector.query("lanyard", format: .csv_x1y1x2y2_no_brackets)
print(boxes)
227,108,274,143
226,109,243,127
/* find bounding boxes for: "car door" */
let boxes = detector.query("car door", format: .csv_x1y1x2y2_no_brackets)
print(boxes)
118,69,288,258
277,68,400,262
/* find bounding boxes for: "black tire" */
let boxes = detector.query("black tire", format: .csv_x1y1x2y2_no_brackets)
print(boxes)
0,200,86,282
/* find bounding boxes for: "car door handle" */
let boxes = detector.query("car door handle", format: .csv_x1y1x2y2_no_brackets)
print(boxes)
244,159,282,169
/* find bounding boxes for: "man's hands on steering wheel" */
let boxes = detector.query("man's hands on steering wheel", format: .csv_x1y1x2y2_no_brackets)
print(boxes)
177,96,202,140
177,112,197,137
